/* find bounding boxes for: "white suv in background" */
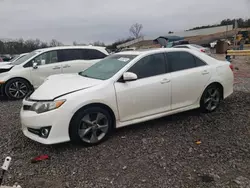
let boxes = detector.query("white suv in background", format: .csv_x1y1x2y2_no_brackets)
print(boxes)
0,46,109,100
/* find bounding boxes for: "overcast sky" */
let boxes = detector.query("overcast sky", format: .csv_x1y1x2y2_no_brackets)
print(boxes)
0,0,249,44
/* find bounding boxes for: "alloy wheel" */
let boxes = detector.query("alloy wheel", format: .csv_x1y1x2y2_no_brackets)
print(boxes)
8,81,28,99
204,87,220,111
78,112,109,144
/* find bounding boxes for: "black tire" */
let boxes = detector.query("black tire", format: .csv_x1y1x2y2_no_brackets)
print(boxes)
4,78,31,100
200,84,222,113
69,106,114,146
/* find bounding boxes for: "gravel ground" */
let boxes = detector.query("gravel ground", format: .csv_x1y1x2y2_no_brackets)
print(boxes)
1,91,250,188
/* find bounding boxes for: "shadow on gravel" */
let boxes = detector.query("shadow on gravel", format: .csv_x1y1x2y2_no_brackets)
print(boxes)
0,96,7,101
116,108,202,133
0,95,15,102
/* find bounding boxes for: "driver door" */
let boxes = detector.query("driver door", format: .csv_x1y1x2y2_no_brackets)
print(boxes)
30,50,62,88
114,53,171,122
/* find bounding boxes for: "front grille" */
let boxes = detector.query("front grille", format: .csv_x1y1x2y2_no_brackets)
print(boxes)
27,128,40,136
23,105,32,111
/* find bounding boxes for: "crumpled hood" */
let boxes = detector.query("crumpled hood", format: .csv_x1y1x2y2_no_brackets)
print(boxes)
29,73,103,100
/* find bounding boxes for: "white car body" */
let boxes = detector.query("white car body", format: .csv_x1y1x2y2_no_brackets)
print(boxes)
0,46,109,97
20,48,234,145
173,44,211,55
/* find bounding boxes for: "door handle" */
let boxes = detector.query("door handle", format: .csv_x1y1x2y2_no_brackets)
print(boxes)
201,70,209,75
53,66,61,70
161,78,170,84
63,65,71,68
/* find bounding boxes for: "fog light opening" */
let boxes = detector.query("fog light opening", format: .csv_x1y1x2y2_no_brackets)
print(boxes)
40,127,51,138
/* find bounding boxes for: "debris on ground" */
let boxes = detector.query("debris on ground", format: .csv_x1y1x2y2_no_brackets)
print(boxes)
195,140,202,145
31,155,49,163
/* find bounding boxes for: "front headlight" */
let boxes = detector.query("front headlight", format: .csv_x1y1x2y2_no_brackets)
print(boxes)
30,100,66,114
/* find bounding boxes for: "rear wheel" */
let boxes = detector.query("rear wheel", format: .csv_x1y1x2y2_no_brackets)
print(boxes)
200,84,222,113
69,106,113,146
4,78,31,100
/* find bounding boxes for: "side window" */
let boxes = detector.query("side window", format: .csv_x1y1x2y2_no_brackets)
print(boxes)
82,49,107,60
128,53,166,79
33,51,58,65
58,49,82,62
193,56,207,67
167,52,196,72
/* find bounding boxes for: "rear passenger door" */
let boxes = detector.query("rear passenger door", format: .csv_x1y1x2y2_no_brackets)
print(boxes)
59,49,107,73
59,49,85,73
166,51,211,110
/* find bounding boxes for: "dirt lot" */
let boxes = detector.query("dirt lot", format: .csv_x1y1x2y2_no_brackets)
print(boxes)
0,56,250,188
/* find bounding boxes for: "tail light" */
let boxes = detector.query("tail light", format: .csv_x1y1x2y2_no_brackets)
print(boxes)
229,64,234,71
200,49,206,53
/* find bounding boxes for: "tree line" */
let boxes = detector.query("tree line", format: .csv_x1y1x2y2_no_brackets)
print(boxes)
0,38,63,55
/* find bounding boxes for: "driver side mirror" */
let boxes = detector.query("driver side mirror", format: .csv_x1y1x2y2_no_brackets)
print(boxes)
122,72,137,82
32,62,38,69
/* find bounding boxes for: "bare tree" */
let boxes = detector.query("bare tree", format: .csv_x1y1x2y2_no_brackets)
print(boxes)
73,41,77,46
129,23,143,38
50,39,63,47
92,41,106,47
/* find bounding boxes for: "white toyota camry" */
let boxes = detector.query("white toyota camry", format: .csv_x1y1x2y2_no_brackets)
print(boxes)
20,48,234,146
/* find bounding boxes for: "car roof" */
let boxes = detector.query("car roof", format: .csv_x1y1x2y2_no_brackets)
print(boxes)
34,45,107,53
116,48,193,56
174,44,204,48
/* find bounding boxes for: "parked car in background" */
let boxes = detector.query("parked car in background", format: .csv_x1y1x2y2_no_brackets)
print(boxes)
173,44,211,55
0,46,109,100
0,54,12,61
172,40,189,46
10,53,28,63
20,48,234,146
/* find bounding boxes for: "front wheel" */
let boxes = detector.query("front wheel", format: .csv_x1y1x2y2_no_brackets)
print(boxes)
4,78,31,100
200,85,222,113
69,106,113,146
